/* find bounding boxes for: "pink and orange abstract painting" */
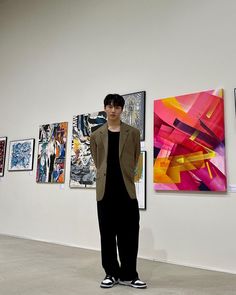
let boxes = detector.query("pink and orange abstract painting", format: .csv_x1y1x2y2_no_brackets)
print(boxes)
153,89,226,191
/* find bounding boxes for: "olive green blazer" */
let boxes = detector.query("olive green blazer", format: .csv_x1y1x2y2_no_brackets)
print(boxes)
90,122,140,201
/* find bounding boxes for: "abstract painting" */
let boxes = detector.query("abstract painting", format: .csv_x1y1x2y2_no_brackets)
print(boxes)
153,89,226,191
70,111,107,188
36,122,68,183
0,137,7,176
121,91,146,141
8,138,35,171
135,151,146,209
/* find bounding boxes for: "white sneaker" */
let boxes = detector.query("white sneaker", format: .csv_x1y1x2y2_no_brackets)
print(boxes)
100,275,119,288
119,278,147,289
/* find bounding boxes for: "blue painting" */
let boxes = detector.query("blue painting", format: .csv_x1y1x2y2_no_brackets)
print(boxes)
8,138,35,171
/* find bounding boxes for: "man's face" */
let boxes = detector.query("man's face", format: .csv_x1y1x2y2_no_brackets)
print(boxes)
104,104,123,121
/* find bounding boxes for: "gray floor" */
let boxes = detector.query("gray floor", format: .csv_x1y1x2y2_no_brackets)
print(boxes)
0,235,236,295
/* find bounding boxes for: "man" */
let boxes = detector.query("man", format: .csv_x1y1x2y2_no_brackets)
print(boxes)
90,94,147,289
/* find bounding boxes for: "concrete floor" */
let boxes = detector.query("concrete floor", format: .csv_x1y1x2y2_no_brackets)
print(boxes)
0,235,236,295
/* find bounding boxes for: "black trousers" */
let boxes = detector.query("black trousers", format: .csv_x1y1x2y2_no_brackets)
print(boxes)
97,195,140,281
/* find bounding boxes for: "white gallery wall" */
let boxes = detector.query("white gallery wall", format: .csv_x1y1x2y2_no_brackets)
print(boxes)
0,0,236,274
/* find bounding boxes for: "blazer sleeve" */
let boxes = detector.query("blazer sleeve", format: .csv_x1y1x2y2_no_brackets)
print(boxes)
90,133,97,168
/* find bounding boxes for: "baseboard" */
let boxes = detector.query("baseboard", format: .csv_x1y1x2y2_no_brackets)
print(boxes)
138,255,236,275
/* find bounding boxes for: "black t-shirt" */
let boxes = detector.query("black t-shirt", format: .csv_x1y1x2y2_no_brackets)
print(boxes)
104,130,127,199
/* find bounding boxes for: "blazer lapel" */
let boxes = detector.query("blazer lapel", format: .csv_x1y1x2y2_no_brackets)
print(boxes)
119,122,129,158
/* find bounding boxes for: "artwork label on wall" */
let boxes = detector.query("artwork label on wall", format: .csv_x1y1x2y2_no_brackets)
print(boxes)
8,138,35,171
121,91,146,141
0,137,7,176
36,122,68,183
135,151,146,209
70,111,107,188
153,89,226,191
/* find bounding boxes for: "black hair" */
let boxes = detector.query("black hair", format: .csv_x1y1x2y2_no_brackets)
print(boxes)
104,94,125,109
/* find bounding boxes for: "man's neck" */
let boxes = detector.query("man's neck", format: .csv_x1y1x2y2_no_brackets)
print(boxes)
107,119,121,132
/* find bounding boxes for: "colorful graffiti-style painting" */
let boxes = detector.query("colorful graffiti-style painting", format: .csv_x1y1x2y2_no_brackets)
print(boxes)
0,137,7,176
70,111,107,188
8,138,35,171
135,151,146,209
153,89,226,191
36,122,68,183
121,91,145,141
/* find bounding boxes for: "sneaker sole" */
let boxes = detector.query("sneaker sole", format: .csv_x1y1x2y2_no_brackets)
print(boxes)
119,281,147,289
100,282,118,288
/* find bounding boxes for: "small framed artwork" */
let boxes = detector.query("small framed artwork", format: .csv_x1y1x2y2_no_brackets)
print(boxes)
8,138,35,171
135,151,146,210
121,91,146,141
0,137,7,177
